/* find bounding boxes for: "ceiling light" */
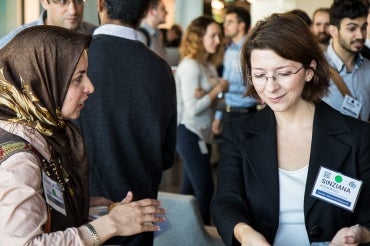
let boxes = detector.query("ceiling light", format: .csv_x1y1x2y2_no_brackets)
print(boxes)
211,0,224,10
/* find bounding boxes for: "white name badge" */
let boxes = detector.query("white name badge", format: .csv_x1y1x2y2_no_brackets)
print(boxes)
198,140,208,154
42,171,66,215
311,166,362,212
341,95,362,119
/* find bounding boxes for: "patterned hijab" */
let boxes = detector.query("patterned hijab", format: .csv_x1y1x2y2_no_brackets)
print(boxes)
0,26,92,228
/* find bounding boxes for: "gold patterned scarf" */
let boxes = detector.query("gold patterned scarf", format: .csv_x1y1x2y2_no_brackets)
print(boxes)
0,26,92,229
0,67,63,135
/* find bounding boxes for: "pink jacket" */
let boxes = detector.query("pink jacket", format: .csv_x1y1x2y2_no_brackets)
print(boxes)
0,121,86,245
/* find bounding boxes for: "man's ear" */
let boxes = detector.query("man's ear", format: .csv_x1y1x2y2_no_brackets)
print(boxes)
239,22,246,34
329,24,338,39
40,0,49,10
97,0,105,12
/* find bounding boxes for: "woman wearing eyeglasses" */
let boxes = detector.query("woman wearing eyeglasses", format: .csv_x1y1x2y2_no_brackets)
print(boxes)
0,26,165,245
211,13,370,246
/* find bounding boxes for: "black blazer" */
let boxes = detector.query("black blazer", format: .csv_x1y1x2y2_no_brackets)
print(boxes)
212,102,370,245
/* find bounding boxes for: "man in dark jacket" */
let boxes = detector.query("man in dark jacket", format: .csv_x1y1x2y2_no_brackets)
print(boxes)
77,0,176,245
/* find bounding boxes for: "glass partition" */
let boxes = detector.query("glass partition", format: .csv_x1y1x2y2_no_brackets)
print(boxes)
0,0,22,38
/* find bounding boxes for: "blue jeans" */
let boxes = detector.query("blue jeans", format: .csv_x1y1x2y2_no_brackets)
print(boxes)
176,124,214,225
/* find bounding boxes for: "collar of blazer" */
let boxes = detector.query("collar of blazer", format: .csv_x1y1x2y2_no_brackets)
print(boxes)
240,102,352,136
232,101,353,214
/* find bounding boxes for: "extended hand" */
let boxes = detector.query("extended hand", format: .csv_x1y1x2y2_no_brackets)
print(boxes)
330,225,363,246
212,119,222,135
108,191,166,236
218,79,229,92
194,87,207,99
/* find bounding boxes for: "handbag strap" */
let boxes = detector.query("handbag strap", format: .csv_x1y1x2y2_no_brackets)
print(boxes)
328,66,352,97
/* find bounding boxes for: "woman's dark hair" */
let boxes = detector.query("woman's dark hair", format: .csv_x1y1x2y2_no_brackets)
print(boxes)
241,13,329,102
287,9,312,27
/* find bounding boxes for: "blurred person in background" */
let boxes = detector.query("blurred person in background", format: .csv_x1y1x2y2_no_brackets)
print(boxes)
311,8,331,51
0,0,96,49
138,0,168,59
175,15,229,225
212,6,258,136
166,24,183,47
323,0,370,121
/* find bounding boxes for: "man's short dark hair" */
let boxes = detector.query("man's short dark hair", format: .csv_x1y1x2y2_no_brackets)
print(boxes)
104,0,150,27
330,0,368,28
225,6,251,34
149,0,161,9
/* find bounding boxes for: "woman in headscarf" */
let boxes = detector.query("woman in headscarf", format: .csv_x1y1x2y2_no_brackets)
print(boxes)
0,25,165,245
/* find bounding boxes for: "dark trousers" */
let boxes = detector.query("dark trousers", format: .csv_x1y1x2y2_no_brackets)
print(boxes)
176,124,214,225
103,232,153,245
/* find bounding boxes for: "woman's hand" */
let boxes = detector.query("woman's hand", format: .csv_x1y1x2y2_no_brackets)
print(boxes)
194,87,207,99
217,79,229,93
212,119,222,135
84,191,166,244
108,191,165,236
234,223,271,246
194,79,229,101
330,225,370,246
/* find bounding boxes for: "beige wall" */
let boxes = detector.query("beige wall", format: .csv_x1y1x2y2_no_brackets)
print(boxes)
0,0,23,38
24,0,40,23
297,0,332,18
162,0,176,29
0,0,334,39
250,0,332,26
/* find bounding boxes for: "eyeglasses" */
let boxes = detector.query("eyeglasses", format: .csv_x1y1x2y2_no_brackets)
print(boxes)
49,0,86,6
248,66,304,86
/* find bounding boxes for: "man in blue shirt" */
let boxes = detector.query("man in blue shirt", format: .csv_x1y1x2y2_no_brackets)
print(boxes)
212,6,258,134
323,0,370,121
